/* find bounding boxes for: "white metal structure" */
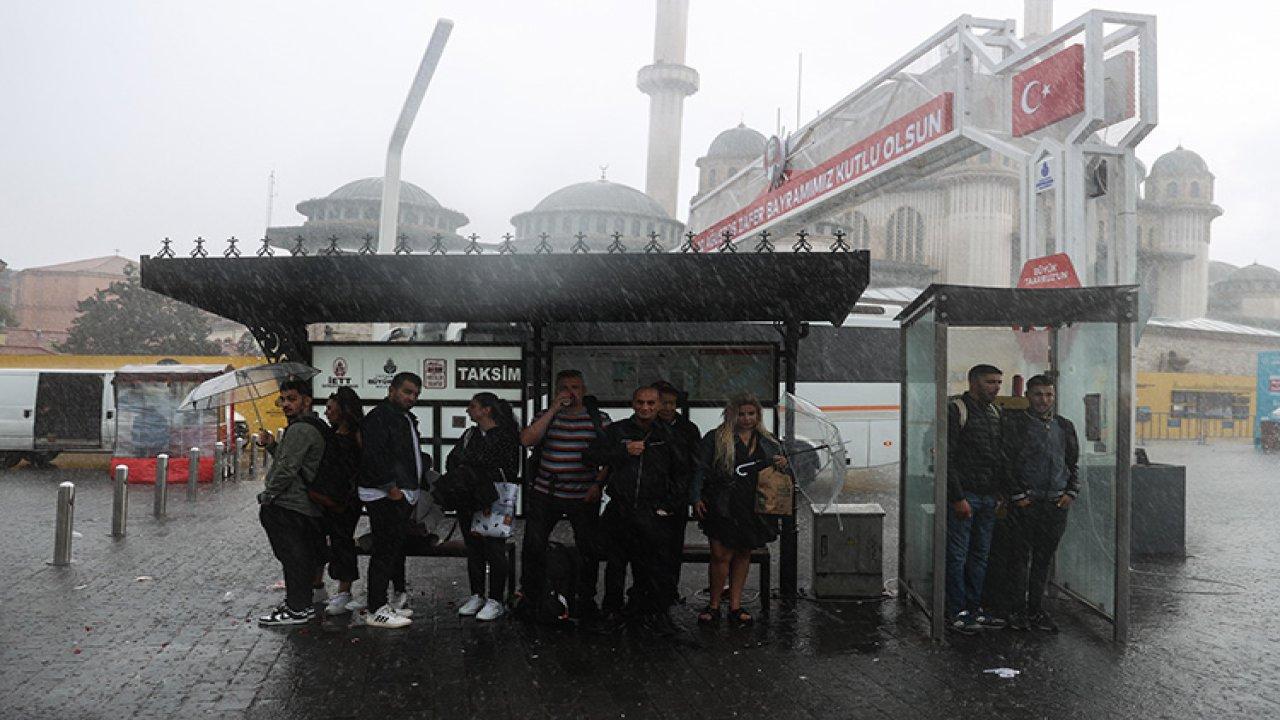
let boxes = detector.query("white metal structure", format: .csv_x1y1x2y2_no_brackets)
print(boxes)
688,10,1156,291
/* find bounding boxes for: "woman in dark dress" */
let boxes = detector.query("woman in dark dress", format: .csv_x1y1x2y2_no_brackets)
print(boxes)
447,392,522,622
693,394,788,627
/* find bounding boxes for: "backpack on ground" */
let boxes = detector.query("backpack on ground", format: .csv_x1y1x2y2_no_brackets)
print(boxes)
535,541,580,625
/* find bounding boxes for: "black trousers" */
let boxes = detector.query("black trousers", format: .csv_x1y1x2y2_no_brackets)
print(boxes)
519,490,601,611
365,497,412,611
982,510,1018,615
463,524,509,600
1009,501,1071,615
602,508,668,615
259,503,322,613
320,503,361,583
658,512,687,608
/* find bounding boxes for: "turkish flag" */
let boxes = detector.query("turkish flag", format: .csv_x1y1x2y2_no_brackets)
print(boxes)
1012,45,1086,137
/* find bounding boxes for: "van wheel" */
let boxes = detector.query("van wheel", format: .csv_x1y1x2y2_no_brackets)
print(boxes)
27,452,59,468
0,453,20,469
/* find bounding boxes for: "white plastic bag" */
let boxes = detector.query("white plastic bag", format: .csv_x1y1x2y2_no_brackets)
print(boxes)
470,482,519,538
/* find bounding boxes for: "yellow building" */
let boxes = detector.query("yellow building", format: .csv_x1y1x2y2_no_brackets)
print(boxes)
1136,371,1254,441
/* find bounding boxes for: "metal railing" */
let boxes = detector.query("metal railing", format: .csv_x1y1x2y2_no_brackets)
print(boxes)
1136,412,1253,442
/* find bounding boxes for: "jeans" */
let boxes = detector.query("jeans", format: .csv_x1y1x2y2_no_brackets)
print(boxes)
463,525,509,600
1009,500,1071,614
365,497,412,611
945,492,998,617
259,504,322,613
519,490,601,613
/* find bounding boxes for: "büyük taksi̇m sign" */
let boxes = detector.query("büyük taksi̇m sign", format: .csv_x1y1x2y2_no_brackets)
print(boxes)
694,93,954,251
1012,44,1085,137
1018,253,1081,289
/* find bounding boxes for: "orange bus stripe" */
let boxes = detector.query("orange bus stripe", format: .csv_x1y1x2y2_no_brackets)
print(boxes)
817,404,901,412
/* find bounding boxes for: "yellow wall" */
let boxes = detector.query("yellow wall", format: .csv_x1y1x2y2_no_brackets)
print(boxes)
0,354,287,432
1136,371,1255,440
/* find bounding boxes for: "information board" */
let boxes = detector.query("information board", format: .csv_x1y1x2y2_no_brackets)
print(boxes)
551,344,776,406
311,343,523,403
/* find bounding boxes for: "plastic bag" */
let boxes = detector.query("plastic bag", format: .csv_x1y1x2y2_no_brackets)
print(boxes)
470,482,519,538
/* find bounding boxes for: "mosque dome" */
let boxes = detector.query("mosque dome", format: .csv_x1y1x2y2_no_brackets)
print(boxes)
526,178,672,219
1151,145,1210,177
324,177,442,208
1224,262,1280,285
704,123,766,159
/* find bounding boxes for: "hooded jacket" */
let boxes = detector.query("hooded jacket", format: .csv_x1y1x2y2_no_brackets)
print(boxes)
261,413,324,517
585,416,687,515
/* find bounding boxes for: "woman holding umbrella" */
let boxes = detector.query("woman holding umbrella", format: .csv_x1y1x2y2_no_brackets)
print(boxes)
692,393,787,627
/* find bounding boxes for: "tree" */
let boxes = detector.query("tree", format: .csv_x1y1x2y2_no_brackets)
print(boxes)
56,263,223,355
0,300,14,329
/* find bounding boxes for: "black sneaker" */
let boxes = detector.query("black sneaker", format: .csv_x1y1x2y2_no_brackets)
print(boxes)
1030,610,1059,633
592,610,627,635
1008,612,1030,631
258,604,315,627
947,611,979,636
641,612,680,638
974,609,1007,629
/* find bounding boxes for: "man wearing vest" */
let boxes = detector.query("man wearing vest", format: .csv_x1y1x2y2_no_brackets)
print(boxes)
518,369,610,619
945,364,1006,635
354,371,424,629
256,379,325,626
1001,374,1079,633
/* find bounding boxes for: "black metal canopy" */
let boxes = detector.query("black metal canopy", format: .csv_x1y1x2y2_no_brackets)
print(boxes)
141,252,869,327
895,284,1138,327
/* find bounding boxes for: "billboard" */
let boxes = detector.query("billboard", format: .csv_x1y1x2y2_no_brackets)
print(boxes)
1256,351,1280,445
311,343,523,403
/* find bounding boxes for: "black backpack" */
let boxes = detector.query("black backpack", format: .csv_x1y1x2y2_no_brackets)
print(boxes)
293,416,357,509
535,541,581,625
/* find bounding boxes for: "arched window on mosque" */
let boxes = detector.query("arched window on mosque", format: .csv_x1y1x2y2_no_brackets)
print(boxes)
886,207,924,263
1166,181,1179,199
562,216,571,232
596,216,607,233
848,212,871,250
632,219,642,236
708,168,717,186
1190,181,1201,198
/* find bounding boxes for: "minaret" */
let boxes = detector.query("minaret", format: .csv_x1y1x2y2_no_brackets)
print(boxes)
638,0,699,219
1023,0,1053,40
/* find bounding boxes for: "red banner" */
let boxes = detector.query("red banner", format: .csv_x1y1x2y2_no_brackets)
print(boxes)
1012,44,1085,137
694,93,954,251
1017,253,1081,289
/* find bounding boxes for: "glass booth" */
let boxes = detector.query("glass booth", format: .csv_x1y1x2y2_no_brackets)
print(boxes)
896,285,1136,642
112,364,232,484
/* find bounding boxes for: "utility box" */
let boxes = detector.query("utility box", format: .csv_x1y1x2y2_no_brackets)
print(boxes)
811,503,885,598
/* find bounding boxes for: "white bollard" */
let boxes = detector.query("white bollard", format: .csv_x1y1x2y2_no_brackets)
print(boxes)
50,482,75,566
154,454,169,517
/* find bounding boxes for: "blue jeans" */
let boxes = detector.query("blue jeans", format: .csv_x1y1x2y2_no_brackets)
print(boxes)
945,492,998,617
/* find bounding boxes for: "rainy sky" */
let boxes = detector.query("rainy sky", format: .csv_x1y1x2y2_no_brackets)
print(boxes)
1,0,1276,270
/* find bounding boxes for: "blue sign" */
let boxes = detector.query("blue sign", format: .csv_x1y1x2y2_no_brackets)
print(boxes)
1255,351,1280,446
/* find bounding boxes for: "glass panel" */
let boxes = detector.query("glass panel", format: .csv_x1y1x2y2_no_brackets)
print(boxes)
902,310,938,612
1053,322,1119,617
945,327,1052,398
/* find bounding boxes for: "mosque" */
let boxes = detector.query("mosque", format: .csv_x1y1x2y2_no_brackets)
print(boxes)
263,0,1279,425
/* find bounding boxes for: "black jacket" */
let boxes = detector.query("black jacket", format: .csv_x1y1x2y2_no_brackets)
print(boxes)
1001,410,1080,502
946,393,1006,503
585,417,687,515
660,413,701,508
359,400,423,492
446,424,521,484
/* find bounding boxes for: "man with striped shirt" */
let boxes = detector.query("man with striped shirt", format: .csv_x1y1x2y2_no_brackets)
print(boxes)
518,369,610,618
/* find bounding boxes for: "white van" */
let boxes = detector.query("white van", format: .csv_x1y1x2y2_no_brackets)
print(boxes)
0,369,117,468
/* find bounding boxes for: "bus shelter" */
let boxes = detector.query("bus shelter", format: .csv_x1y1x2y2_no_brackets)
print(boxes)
895,284,1137,641
140,250,871,596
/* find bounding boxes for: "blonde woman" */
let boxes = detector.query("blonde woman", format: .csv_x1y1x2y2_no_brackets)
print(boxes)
692,394,787,627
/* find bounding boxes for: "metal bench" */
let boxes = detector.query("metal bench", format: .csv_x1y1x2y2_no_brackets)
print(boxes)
680,543,771,613
355,533,517,599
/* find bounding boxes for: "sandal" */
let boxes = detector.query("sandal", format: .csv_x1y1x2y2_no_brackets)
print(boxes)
697,605,721,625
730,607,754,627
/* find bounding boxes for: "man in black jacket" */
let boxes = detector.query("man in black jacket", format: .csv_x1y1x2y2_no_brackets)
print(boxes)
1001,374,1079,633
586,386,687,635
652,381,699,611
945,364,1006,634
355,372,424,629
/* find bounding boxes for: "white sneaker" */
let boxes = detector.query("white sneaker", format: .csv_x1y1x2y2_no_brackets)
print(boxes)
392,590,410,611
458,594,486,617
476,599,504,622
345,596,367,612
363,604,412,629
325,591,352,616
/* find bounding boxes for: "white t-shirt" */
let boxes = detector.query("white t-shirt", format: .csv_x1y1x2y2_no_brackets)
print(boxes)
358,412,421,505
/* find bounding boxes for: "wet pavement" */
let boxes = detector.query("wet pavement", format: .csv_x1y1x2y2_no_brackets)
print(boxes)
1,442,1277,719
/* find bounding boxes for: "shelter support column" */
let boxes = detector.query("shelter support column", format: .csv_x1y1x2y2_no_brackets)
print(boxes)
779,320,808,598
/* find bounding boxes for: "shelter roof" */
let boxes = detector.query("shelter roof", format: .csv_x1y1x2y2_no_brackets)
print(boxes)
139,252,869,328
895,284,1138,327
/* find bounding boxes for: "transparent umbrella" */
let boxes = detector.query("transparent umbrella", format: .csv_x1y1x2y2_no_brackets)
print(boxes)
178,361,319,433
778,392,849,513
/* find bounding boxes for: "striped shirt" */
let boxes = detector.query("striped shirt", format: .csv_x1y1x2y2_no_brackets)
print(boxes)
533,408,611,500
